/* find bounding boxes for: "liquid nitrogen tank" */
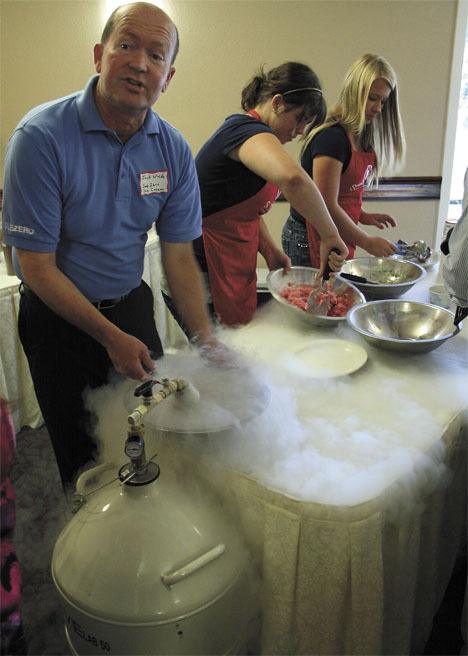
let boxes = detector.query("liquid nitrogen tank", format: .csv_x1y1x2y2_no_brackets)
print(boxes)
51,377,256,655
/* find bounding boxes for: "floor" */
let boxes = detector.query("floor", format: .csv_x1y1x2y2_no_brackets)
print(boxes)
10,426,71,656
9,425,467,656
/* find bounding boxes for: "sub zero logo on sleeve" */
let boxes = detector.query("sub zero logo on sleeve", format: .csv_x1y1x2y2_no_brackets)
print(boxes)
4,223,35,235
140,170,169,196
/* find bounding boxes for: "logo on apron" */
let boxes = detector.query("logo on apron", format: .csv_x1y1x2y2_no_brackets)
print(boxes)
350,164,374,192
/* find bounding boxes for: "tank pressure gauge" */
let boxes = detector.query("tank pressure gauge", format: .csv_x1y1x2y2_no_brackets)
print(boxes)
125,434,145,459
120,433,160,486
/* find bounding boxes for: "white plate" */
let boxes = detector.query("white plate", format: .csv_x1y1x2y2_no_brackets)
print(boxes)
290,339,368,378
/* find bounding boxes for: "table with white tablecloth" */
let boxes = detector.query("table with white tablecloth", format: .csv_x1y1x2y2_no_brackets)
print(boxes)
227,269,466,655
219,418,465,656
148,259,467,656
0,233,187,433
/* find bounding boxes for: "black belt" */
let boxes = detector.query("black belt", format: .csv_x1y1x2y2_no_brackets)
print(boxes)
20,282,130,310
90,294,130,310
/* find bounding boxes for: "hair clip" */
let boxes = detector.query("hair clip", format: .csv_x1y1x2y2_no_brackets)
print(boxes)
282,87,323,96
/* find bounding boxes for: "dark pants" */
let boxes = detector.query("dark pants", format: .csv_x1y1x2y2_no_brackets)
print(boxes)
18,281,163,487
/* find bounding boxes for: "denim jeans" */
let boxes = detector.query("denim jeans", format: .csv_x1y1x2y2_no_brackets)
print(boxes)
281,215,312,267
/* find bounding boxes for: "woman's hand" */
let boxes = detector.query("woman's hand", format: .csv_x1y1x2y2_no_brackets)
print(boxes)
266,248,291,274
360,211,397,229
318,235,348,274
363,235,398,257
258,218,291,274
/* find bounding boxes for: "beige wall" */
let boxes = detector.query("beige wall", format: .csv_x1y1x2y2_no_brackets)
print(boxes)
1,0,458,253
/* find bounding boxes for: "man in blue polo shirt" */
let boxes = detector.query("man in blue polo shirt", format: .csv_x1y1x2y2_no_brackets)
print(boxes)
2,2,216,487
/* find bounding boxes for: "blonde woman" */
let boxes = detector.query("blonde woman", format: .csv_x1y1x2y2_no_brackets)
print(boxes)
282,53,406,267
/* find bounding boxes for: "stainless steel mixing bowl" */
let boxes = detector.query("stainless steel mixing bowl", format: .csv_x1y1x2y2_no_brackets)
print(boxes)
266,266,366,327
337,257,426,299
346,300,460,353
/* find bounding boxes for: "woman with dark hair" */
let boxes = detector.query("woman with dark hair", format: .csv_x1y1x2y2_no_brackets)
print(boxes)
282,53,406,267
192,62,347,327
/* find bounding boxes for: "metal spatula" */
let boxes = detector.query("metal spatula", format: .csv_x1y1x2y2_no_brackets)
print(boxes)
339,272,377,285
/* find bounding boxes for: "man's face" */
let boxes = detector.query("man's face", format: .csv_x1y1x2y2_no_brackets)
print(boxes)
94,5,176,117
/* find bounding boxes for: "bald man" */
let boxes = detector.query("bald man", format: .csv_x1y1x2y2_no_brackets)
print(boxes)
3,3,215,487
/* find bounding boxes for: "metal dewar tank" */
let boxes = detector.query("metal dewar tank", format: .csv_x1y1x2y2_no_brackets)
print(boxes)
52,375,257,656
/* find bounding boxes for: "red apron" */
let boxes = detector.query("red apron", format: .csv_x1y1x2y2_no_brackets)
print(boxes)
203,181,279,326
202,109,279,327
306,135,376,266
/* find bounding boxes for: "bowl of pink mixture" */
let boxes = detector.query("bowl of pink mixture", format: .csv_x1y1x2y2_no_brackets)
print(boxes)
266,266,366,327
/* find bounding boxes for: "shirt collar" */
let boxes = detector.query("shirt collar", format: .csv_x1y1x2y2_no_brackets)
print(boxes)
76,75,160,135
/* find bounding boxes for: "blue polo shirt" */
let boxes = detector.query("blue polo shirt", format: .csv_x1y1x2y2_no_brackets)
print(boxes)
2,75,202,300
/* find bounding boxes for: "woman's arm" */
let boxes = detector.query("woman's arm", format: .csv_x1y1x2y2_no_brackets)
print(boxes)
232,132,348,269
313,156,397,257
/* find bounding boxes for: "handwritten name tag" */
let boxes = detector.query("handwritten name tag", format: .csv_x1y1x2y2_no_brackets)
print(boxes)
140,170,169,195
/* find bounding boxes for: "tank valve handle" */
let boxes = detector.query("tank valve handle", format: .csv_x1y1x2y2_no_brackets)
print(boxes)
129,378,188,426
134,378,158,399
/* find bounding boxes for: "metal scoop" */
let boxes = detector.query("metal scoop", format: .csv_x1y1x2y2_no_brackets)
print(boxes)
395,239,431,263
305,256,335,316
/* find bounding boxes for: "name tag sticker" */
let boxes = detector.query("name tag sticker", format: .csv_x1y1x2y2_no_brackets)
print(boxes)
140,170,169,195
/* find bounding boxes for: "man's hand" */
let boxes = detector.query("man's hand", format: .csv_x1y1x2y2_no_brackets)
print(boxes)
104,331,155,380
15,249,157,380
193,333,247,370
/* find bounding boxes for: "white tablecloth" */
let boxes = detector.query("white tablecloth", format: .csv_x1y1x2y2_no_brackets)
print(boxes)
146,258,467,655
0,234,187,433
228,266,467,654
142,232,189,352
226,417,465,655
0,270,42,432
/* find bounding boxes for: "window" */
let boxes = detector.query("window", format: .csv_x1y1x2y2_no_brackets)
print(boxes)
447,19,468,223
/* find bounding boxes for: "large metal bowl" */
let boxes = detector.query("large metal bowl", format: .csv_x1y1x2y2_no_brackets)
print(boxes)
346,300,460,353
266,266,366,327
337,257,426,299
